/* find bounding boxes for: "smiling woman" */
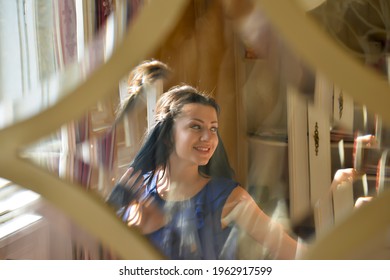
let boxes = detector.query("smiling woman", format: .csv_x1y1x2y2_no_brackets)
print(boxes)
107,60,301,260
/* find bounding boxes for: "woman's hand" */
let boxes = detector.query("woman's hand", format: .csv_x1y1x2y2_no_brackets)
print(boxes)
106,167,144,211
354,196,373,208
330,168,360,191
116,167,166,233
117,167,144,194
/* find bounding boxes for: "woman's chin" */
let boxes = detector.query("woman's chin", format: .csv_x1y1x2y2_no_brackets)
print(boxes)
198,159,210,166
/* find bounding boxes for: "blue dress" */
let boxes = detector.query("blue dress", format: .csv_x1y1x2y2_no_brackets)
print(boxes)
125,176,239,260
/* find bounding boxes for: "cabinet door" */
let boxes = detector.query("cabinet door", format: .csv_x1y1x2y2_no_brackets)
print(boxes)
288,73,358,238
308,100,333,236
287,86,310,225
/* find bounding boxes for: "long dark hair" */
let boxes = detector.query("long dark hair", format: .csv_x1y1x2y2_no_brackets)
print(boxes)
115,59,171,125
130,84,235,184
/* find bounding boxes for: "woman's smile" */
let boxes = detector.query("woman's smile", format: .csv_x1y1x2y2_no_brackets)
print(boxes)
193,145,213,159
194,146,211,152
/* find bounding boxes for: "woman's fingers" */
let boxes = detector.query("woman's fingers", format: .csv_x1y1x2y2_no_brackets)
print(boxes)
334,168,359,183
354,196,373,208
118,167,134,185
330,168,363,192
118,167,143,191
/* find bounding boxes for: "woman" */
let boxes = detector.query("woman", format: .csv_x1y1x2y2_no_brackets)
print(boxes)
107,61,300,260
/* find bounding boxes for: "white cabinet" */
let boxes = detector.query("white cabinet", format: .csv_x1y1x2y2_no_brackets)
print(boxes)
241,60,368,240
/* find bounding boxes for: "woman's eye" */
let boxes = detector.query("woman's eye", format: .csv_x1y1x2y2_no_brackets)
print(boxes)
210,127,218,133
191,125,201,130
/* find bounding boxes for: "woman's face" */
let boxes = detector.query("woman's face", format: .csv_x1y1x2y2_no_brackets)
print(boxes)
171,103,219,167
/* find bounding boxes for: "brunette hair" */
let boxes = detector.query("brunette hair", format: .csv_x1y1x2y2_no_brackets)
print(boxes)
115,59,171,124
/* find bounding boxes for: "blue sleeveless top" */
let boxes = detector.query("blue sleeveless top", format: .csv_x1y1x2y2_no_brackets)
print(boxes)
127,176,239,260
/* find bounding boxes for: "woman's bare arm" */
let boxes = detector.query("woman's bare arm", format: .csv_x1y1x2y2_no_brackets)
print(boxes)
221,186,299,259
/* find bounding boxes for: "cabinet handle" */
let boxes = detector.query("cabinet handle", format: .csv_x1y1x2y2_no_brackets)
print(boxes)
338,91,343,119
314,122,319,156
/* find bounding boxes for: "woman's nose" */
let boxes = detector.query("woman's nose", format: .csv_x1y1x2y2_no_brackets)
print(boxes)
200,129,211,141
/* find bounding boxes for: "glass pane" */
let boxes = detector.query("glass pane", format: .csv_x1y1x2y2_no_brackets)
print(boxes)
2,0,390,260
